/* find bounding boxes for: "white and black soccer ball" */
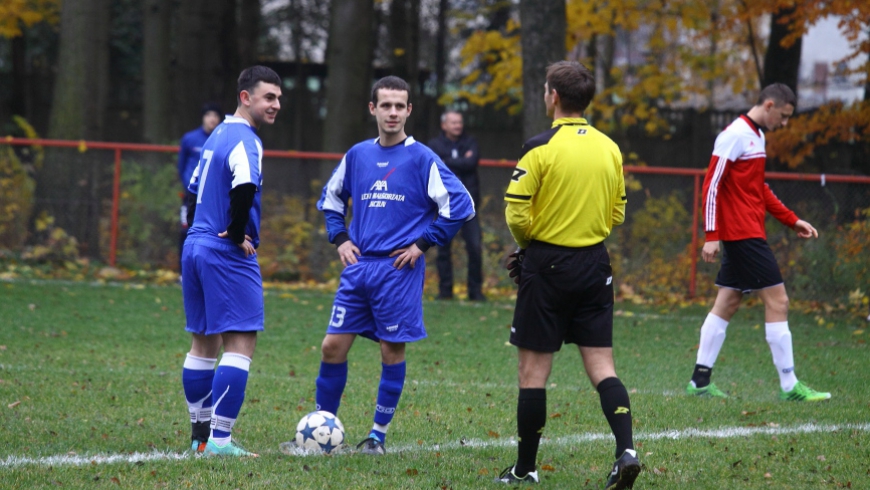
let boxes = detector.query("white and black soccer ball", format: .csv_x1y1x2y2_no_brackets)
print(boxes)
295,410,345,454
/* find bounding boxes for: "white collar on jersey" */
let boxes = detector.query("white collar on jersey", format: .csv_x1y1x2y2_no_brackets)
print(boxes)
224,115,251,126
373,136,416,147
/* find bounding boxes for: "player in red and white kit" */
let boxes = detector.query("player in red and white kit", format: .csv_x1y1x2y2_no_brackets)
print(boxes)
686,83,831,402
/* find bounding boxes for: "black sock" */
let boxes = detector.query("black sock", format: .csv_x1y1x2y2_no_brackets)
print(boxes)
515,388,546,476
597,377,634,459
691,364,713,388
191,420,210,442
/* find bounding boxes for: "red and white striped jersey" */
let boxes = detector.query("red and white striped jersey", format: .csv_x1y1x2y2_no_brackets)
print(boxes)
701,115,798,242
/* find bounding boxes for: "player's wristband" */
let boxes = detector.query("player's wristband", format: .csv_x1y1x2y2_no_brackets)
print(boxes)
333,232,351,248
414,237,431,252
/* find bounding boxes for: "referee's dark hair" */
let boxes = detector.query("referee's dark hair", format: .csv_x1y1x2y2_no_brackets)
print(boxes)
237,65,282,104
546,61,596,114
371,76,411,105
757,83,796,109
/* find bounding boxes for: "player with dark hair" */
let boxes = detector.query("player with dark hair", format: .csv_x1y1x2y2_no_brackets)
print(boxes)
427,110,485,301
497,61,638,488
178,102,223,271
686,83,831,402
315,75,475,455
180,65,282,457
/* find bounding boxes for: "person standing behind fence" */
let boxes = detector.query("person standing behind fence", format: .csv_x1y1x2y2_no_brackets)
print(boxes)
178,103,223,272
497,61,639,489
180,66,281,457
686,83,831,402
427,111,485,301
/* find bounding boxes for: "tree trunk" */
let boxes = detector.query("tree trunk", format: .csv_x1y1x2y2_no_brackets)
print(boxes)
11,35,26,117
389,0,420,134
173,0,237,136
237,0,261,68
321,0,375,153
142,0,172,144
520,0,566,141
762,5,801,95
43,0,111,259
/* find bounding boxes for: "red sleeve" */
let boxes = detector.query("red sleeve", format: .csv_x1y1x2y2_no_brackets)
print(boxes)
763,183,798,228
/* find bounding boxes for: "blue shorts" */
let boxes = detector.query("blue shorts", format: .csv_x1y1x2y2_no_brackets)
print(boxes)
182,237,264,335
326,256,427,343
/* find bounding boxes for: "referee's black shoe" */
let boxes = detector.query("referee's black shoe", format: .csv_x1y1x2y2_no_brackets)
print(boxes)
604,449,640,490
495,466,539,484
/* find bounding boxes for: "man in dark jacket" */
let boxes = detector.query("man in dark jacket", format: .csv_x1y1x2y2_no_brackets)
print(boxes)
427,111,485,301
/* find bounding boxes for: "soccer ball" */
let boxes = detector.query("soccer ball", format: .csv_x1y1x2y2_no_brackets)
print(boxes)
295,410,345,454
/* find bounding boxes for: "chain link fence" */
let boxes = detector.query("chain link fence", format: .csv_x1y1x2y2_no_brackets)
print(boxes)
2,138,869,304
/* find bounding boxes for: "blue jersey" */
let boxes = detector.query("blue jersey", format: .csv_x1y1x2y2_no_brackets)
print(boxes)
317,136,475,255
178,127,211,189
187,116,263,248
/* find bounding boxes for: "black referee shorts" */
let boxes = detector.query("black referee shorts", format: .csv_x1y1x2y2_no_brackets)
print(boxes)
715,238,784,293
510,241,614,352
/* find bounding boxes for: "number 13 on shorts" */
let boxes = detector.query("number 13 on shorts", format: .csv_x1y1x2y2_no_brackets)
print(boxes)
330,306,346,328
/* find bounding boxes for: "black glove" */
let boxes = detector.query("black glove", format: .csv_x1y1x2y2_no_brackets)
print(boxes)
506,248,525,285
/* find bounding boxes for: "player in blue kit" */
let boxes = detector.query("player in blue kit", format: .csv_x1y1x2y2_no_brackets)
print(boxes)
180,66,281,457
315,76,475,455
178,103,223,272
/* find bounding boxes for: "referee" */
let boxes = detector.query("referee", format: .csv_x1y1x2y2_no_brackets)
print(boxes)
496,61,639,489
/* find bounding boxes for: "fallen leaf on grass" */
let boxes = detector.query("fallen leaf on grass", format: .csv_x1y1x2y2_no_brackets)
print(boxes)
8,400,20,408
540,465,555,472
764,472,772,478
549,413,562,419
488,430,500,438
406,468,419,476
817,455,826,461
478,468,489,475
652,467,667,475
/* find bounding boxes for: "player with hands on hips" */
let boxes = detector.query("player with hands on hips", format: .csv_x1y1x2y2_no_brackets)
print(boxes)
179,66,282,458
314,76,475,456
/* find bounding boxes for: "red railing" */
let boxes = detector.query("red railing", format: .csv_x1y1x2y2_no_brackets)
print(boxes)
4,136,870,296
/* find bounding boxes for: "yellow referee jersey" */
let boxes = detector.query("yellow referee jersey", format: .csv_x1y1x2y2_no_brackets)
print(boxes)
504,117,626,249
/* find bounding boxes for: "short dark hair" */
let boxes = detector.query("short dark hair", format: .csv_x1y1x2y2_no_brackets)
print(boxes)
370,76,411,105
757,83,796,108
237,66,282,104
545,61,596,114
201,102,223,117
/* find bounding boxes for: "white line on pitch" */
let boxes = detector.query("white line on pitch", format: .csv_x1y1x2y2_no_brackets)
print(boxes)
5,422,866,467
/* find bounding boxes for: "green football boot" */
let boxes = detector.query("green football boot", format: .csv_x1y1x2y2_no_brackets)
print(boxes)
779,381,831,402
686,381,728,398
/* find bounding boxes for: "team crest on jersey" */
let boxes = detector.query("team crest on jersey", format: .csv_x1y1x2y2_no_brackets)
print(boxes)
511,168,528,182
370,180,389,191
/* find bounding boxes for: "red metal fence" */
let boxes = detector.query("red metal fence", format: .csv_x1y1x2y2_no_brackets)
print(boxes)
4,136,870,297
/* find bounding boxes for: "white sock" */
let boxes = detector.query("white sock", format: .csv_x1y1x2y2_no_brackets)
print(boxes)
696,313,728,368
765,321,797,392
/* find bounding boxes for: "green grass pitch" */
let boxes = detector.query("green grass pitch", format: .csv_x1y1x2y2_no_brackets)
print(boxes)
0,280,867,488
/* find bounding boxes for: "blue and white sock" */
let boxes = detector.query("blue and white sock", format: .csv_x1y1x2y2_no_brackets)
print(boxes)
371,361,406,443
210,352,251,446
182,354,217,424
315,361,348,416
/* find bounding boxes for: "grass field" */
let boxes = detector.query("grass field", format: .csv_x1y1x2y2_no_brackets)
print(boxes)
1,280,867,489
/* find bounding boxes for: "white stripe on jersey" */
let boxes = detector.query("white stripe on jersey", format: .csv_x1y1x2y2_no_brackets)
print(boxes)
427,161,451,218
228,141,253,188
321,156,348,214
705,155,728,232
255,139,264,185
